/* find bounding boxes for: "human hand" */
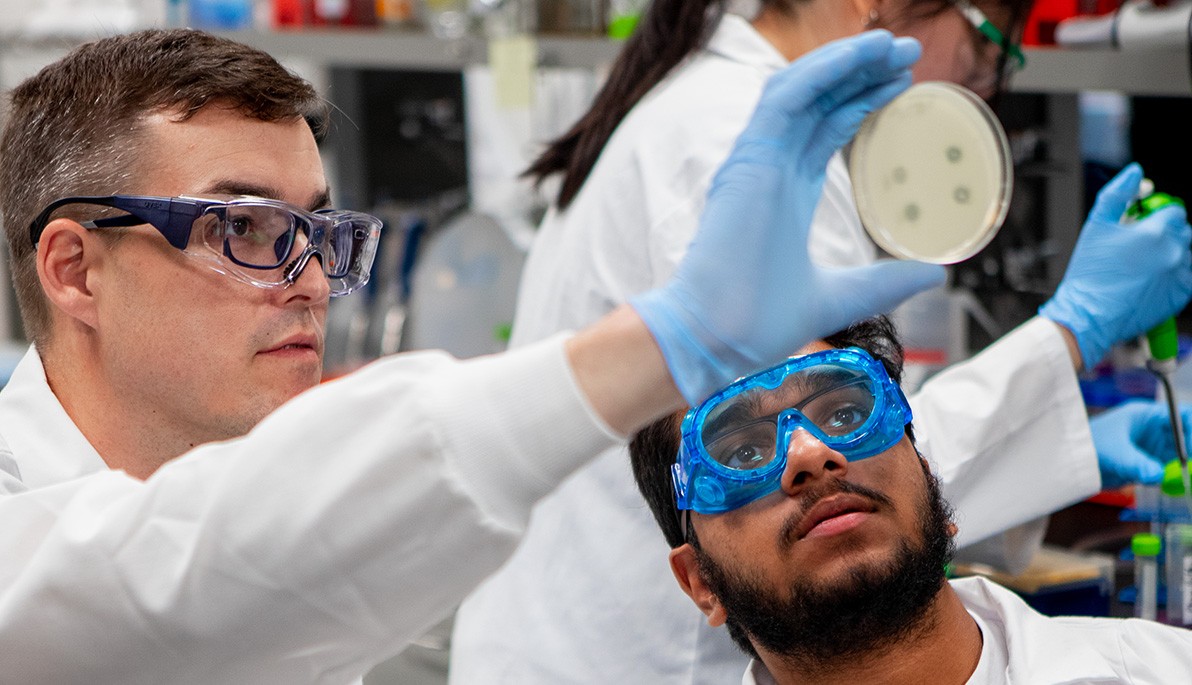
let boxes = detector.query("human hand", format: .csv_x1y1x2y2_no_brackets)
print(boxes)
1090,399,1191,489
1039,164,1192,369
630,31,945,404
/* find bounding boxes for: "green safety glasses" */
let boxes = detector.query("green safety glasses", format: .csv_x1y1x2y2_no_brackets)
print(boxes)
953,0,1027,73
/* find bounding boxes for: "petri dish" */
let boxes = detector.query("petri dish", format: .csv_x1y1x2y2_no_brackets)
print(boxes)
848,81,1012,264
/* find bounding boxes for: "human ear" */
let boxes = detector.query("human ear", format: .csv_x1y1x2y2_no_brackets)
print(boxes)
669,544,728,627
36,218,101,330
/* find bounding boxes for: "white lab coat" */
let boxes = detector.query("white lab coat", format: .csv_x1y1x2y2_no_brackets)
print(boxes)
0,339,620,684
743,577,1192,684
450,14,1101,685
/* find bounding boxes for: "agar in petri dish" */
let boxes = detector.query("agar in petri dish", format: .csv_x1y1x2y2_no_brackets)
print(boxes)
848,82,1013,264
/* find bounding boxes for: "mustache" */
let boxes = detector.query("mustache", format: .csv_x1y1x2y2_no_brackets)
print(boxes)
778,479,894,552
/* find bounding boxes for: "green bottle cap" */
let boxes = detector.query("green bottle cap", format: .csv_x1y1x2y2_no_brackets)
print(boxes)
607,13,640,40
1133,532,1162,557
1162,459,1188,497
1130,533,1158,559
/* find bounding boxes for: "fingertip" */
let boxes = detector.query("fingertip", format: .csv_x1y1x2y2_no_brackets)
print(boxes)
875,259,947,293
846,30,896,62
1112,163,1144,193
1139,462,1165,485
908,260,948,288
1092,165,1143,217
857,28,896,44
888,37,921,69
1153,203,1189,225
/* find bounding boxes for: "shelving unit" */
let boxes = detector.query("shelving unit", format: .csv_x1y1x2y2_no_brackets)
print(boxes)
3,31,1189,94
223,29,624,70
1013,46,1190,96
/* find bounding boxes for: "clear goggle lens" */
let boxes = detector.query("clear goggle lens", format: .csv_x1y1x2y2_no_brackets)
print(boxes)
190,202,381,295
700,365,878,471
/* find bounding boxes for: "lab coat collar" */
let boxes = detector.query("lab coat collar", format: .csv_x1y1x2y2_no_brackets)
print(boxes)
706,13,790,74
0,346,106,487
961,578,1121,684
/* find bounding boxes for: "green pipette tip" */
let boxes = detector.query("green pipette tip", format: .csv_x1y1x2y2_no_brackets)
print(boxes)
1125,184,1182,362
1148,318,1180,363
1130,189,1184,362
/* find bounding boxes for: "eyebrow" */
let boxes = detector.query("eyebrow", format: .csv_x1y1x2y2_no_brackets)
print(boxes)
701,368,863,438
703,397,767,440
201,181,333,212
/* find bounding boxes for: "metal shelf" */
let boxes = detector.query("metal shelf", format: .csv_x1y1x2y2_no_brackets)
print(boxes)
3,31,1189,92
220,29,624,71
186,36,1192,96
1012,46,1190,96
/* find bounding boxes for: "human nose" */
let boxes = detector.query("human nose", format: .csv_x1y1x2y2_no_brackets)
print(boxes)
779,427,849,496
279,243,331,305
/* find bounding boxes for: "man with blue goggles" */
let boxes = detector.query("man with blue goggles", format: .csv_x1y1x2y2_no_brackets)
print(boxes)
630,321,1192,685
673,347,911,516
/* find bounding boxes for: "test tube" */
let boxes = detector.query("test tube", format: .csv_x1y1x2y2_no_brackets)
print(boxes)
1166,525,1192,626
1133,533,1161,621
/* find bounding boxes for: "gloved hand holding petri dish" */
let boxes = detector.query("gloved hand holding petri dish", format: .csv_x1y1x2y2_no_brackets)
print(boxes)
848,81,1013,264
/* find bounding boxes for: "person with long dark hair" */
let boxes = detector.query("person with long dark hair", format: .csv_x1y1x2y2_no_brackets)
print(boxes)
451,2,1192,682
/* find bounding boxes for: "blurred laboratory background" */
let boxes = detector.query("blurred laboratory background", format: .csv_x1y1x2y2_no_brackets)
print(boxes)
3,0,1192,681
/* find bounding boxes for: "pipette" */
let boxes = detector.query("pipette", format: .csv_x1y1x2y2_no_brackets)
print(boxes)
1128,183,1192,519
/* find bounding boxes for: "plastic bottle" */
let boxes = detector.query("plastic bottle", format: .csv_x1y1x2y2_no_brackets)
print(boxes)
1166,524,1192,626
1133,532,1161,621
189,0,254,28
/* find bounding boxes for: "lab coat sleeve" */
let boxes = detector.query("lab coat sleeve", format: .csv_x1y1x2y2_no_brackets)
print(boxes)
0,335,620,685
911,317,1101,550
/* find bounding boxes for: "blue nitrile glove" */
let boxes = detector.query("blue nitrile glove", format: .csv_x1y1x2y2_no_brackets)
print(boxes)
630,32,946,404
1039,163,1192,369
1090,399,1192,489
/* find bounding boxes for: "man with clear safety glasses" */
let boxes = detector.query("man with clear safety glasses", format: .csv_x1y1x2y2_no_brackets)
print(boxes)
630,318,1192,685
0,27,953,683
29,195,382,297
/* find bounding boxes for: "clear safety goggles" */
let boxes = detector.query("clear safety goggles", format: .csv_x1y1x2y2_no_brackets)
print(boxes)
948,0,1025,74
672,347,912,515
29,195,383,296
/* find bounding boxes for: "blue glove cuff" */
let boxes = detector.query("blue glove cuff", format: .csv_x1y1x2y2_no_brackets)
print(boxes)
1039,298,1105,370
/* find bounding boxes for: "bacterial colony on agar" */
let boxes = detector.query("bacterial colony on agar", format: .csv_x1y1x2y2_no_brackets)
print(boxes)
849,82,1013,265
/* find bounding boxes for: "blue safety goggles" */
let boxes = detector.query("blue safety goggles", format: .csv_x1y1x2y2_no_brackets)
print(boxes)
672,347,912,515
29,195,382,296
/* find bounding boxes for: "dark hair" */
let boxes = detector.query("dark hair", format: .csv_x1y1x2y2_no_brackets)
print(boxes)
0,29,327,347
526,0,1033,210
629,315,908,549
524,0,729,210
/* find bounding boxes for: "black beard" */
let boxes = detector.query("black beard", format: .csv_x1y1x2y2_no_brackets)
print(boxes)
694,467,955,671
